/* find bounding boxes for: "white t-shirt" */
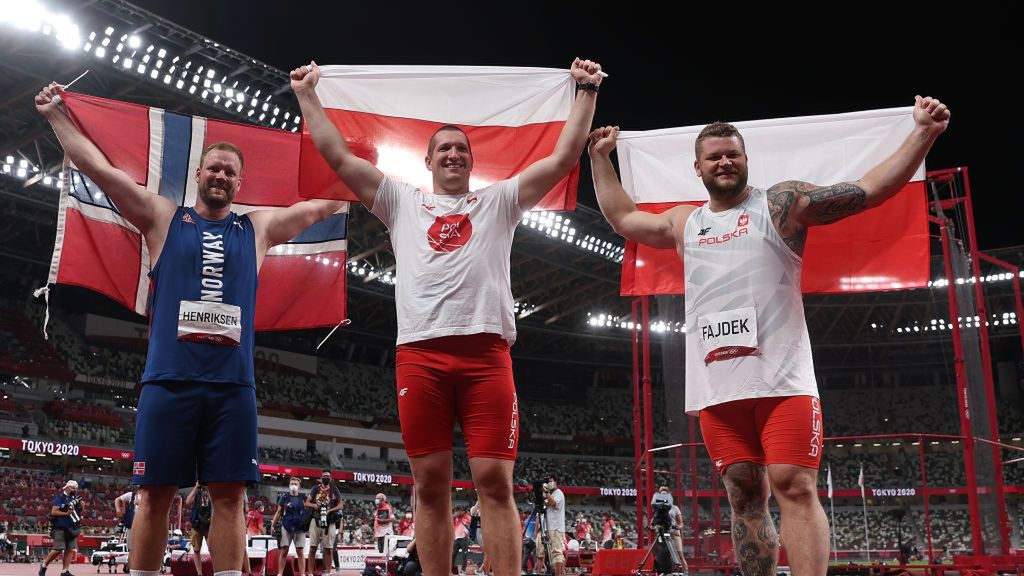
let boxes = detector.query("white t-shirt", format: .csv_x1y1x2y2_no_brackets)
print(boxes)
370,176,523,345
545,488,566,533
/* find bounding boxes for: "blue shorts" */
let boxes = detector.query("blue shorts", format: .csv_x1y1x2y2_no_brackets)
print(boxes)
132,381,260,487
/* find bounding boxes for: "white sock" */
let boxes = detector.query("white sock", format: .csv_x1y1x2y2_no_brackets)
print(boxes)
214,571,243,576
130,571,159,576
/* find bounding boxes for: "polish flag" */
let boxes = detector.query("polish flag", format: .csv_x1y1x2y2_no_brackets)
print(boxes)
299,65,579,211
615,107,929,295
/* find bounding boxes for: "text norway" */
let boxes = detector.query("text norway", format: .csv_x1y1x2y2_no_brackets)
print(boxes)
201,232,226,302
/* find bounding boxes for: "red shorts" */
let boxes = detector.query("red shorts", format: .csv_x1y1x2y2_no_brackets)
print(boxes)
699,395,823,474
395,334,518,460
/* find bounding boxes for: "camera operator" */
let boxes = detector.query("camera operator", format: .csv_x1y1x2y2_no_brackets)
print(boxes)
39,480,85,576
373,493,395,553
306,470,342,574
654,487,688,572
185,483,213,576
538,475,566,576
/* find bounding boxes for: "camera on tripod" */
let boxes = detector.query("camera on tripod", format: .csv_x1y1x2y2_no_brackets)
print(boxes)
531,480,548,513
650,491,674,532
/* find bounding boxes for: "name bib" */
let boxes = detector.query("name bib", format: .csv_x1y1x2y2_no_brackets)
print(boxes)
697,306,759,364
177,300,242,346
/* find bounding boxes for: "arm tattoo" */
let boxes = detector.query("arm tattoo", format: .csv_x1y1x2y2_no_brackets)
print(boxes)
803,182,868,224
767,182,808,255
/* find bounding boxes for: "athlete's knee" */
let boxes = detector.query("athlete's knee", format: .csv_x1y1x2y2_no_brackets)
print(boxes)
207,482,245,516
470,463,513,502
411,453,453,500
769,466,818,504
723,462,769,512
138,486,177,513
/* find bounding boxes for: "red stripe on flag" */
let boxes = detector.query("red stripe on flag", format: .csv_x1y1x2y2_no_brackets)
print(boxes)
56,209,142,309
620,184,929,295
255,250,347,330
63,93,151,186
620,202,702,296
204,119,303,207
802,181,928,293
299,110,576,211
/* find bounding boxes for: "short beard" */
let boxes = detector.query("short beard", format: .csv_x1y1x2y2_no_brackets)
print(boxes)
199,184,235,209
703,172,748,201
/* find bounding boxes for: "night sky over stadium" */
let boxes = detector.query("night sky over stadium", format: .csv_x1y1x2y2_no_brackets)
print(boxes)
131,2,1019,250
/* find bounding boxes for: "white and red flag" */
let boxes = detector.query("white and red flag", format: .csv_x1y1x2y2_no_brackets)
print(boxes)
299,65,579,211
615,107,929,295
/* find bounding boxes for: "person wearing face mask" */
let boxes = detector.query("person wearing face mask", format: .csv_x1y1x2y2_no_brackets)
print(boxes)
537,475,565,576
372,494,395,554
397,511,415,537
270,478,308,576
39,480,85,576
305,471,342,575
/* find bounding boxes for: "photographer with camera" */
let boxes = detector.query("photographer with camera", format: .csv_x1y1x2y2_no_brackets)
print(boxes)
373,494,395,553
270,478,308,576
538,475,565,576
186,483,213,576
113,489,139,546
39,480,85,576
305,471,342,574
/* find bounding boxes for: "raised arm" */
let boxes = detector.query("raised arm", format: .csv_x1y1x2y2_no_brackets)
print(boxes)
768,95,950,254
588,126,695,249
290,62,385,209
35,83,176,246
248,198,345,263
517,58,602,211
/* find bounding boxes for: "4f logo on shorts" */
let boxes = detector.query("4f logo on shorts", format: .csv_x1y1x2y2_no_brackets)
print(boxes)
715,459,723,471
399,387,409,397
133,461,146,475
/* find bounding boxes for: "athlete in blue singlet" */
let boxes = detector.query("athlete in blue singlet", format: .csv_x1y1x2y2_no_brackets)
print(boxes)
36,81,344,576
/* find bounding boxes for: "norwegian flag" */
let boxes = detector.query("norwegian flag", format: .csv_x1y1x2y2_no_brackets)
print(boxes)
132,461,145,476
47,93,348,330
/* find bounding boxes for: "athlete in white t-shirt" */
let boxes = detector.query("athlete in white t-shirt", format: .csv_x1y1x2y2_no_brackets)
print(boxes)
292,58,603,576
589,96,949,576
